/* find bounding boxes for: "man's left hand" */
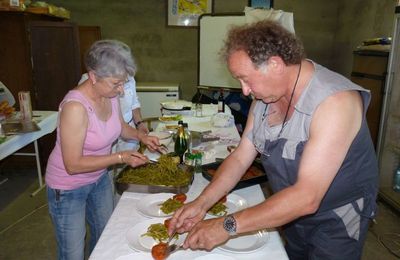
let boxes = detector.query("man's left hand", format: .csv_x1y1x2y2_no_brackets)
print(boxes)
182,218,230,251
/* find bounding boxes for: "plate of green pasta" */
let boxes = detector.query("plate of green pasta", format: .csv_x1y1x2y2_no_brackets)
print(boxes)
136,193,185,218
207,193,248,217
126,218,186,253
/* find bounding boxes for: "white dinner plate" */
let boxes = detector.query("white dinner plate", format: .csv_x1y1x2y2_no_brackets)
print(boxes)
136,193,180,218
207,193,248,217
218,230,269,253
158,115,182,125
161,100,192,110
115,252,152,260
126,218,186,253
194,254,236,260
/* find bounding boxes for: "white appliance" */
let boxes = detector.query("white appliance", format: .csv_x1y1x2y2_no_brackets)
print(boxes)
377,6,400,210
136,82,180,118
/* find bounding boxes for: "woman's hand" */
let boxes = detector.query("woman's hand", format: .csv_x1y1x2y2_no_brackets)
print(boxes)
118,151,148,167
168,196,209,235
139,133,160,152
137,122,150,135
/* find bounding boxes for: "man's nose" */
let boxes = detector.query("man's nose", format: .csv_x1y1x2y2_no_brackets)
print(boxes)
242,85,251,96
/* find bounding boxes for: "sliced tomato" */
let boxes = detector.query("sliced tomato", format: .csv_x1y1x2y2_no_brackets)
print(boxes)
151,242,168,260
164,218,172,230
173,193,187,203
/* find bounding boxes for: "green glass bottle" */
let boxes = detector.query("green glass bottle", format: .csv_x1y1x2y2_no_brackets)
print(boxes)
174,123,187,164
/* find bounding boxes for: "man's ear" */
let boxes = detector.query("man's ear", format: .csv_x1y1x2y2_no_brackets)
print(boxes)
268,56,284,74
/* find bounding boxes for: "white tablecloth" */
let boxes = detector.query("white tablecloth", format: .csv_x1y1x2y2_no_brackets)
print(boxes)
89,174,288,260
0,110,58,160
90,111,288,260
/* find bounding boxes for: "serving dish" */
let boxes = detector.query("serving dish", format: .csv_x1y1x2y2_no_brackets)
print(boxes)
160,100,192,110
116,163,194,194
202,161,267,190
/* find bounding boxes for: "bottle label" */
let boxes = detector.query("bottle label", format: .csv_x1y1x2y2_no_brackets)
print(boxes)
218,101,224,113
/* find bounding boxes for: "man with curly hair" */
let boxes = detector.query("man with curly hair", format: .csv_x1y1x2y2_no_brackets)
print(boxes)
169,20,378,259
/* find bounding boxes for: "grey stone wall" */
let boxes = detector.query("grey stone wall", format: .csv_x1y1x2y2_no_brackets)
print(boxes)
46,0,397,99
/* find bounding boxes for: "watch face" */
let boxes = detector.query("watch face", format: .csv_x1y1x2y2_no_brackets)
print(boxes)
223,215,236,235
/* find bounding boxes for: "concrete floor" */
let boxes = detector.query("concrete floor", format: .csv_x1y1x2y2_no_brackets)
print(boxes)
0,169,400,260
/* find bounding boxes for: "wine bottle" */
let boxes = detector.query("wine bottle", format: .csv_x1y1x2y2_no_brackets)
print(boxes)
174,123,187,164
218,89,225,113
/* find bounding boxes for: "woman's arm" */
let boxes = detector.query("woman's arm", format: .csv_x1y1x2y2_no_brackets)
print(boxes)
60,101,147,175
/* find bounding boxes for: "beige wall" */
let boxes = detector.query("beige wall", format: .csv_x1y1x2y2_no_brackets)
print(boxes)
47,0,397,99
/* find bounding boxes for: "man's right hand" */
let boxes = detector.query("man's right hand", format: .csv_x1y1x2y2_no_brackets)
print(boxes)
168,196,209,235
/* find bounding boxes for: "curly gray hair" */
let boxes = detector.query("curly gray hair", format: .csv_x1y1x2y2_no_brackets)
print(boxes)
221,20,305,67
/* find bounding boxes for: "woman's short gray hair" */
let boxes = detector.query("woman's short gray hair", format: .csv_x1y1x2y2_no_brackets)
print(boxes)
84,39,137,79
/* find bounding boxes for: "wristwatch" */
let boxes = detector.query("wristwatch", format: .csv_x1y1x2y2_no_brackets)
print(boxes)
223,214,237,236
134,120,144,127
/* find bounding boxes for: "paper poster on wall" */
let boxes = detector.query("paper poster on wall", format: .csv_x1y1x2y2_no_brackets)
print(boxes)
167,0,213,27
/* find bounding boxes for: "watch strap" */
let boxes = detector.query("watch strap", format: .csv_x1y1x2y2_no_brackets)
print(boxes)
134,120,144,127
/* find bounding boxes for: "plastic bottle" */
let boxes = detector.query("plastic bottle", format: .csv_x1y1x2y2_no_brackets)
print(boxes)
182,122,192,153
0,122,5,143
218,89,225,113
194,152,203,173
393,166,400,192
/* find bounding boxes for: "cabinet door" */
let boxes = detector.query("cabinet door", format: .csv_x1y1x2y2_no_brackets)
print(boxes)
29,21,81,110
350,76,384,147
29,21,81,167
78,26,102,74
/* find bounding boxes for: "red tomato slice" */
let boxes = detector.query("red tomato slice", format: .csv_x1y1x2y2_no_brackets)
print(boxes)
173,193,187,203
164,218,171,230
151,242,168,260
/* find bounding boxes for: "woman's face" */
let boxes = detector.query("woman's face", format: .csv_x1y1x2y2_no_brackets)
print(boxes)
98,77,126,98
227,50,284,104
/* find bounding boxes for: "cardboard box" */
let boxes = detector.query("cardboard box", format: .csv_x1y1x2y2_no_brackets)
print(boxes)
25,4,70,19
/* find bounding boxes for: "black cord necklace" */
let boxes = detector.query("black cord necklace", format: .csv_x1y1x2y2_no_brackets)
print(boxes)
262,61,302,138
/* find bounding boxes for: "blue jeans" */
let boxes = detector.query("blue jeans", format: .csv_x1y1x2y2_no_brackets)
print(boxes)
47,173,113,260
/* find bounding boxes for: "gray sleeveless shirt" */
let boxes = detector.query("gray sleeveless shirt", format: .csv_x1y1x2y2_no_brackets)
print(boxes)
248,61,378,212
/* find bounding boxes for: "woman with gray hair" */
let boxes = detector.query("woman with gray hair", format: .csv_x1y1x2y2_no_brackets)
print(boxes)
45,39,160,260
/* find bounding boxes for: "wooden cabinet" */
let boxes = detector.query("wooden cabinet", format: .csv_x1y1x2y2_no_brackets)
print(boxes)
0,11,82,110
0,11,82,166
78,26,102,74
351,50,389,149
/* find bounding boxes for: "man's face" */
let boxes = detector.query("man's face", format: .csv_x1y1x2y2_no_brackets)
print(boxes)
227,50,281,103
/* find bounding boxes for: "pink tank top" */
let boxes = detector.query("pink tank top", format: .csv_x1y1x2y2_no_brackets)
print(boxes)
45,90,121,190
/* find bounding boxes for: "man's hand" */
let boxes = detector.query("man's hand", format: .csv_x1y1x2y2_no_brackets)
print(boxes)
168,196,209,236
182,218,230,251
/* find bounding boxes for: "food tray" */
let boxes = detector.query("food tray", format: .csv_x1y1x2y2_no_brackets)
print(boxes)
116,163,194,195
202,161,268,190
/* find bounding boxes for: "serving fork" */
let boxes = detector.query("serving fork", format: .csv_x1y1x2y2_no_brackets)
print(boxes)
166,231,184,256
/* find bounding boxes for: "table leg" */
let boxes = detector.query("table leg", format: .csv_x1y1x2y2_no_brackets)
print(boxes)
30,140,45,196
15,140,46,196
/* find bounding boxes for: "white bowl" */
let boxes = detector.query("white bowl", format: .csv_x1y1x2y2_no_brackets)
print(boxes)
148,131,172,146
